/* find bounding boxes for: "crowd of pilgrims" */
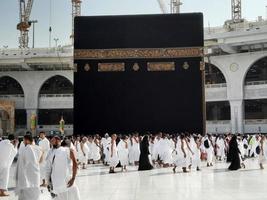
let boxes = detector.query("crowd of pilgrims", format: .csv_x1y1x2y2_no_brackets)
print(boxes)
0,131,267,199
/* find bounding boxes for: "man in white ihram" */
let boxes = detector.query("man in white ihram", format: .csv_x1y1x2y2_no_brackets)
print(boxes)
45,134,80,200
16,134,43,200
38,131,51,186
0,134,18,197
101,133,111,165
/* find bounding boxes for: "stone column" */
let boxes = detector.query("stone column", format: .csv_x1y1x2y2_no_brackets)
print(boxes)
230,100,244,134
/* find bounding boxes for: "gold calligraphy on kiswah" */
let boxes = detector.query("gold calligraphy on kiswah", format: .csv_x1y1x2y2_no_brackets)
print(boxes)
74,47,203,60
98,63,125,72
147,62,175,71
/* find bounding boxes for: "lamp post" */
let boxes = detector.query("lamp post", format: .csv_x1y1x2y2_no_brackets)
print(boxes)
54,38,59,50
29,20,38,48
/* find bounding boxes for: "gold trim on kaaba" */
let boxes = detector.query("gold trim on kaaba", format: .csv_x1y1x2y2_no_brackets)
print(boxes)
98,63,125,72
133,63,140,71
84,63,91,71
74,47,203,60
182,62,190,70
147,62,175,71
200,61,205,71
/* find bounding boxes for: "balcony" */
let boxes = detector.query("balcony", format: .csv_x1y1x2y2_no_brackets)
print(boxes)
38,94,73,109
0,46,73,59
205,83,227,102
0,94,24,109
206,120,231,133
244,119,267,133
244,81,267,99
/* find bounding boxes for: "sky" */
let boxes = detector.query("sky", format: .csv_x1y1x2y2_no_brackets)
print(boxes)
0,0,267,48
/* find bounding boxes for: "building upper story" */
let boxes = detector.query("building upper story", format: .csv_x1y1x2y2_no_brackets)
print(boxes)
0,45,73,71
1,18,267,134
205,17,267,55
1,17,267,70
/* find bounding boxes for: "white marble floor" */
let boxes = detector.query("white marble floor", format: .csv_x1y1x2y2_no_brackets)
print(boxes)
4,159,267,200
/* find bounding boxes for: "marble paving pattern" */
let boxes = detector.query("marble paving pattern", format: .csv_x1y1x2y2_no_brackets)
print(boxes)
4,159,267,200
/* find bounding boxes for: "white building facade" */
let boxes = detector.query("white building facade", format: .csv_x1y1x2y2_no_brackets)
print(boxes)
205,19,267,134
1,19,267,135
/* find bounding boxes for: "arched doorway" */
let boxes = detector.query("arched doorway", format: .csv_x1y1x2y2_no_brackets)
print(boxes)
38,75,73,126
245,56,267,85
0,76,26,130
39,75,73,95
244,57,267,133
0,76,24,95
205,63,226,85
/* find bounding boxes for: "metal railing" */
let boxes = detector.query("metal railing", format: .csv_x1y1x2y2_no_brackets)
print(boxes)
0,46,73,58
39,94,73,98
205,83,227,88
206,120,231,124
245,119,267,124
245,80,267,86
0,94,24,98
207,119,267,125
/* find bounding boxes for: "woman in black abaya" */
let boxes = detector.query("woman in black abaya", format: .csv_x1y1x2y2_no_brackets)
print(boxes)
227,135,241,170
138,135,153,171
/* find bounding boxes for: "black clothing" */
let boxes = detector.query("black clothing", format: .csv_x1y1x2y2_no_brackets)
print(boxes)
227,136,241,170
138,136,153,171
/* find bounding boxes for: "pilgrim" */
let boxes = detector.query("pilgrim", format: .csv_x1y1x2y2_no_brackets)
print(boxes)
45,134,80,200
16,134,43,200
38,131,51,186
0,134,17,197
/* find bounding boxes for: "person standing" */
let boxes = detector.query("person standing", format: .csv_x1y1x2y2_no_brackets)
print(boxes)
132,133,141,166
92,135,101,164
45,134,80,200
160,133,173,167
138,135,153,171
173,134,193,173
191,135,201,171
16,134,43,200
74,136,82,165
259,135,267,169
38,131,50,187
109,134,119,173
149,136,155,161
238,136,246,168
117,135,129,172
204,134,214,167
101,133,111,165
227,135,241,171
87,136,94,164
80,137,89,169
0,134,18,197
249,135,258,157
152,133,163,166
216,135,225,161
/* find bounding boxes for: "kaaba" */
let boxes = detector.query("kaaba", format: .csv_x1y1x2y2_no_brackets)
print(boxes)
74,13,205,135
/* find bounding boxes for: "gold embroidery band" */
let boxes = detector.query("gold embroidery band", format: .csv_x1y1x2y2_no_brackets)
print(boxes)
147,62,175,71
98,63,125,72
74,47,203,60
